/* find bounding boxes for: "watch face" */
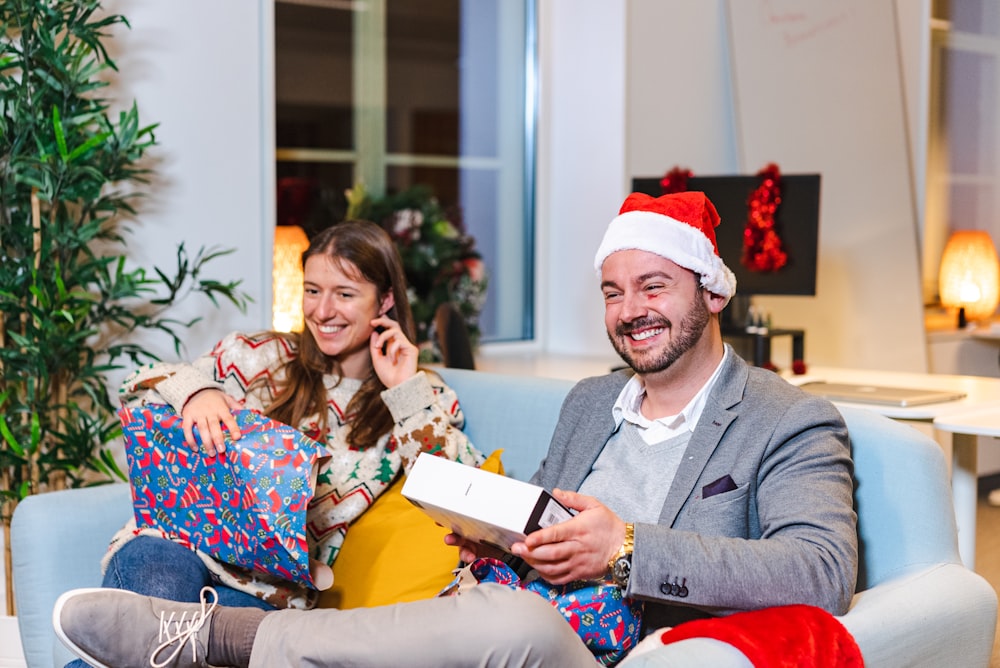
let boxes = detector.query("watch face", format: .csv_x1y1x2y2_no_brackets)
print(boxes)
613,556,632,585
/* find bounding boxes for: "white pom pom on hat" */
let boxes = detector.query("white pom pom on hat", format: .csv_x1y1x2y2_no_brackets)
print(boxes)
594,191,737,305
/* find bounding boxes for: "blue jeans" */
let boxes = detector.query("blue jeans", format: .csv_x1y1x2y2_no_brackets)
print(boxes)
65,535,275,668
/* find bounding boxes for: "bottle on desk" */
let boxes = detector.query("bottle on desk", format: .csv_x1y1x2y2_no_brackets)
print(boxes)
744,307,769,335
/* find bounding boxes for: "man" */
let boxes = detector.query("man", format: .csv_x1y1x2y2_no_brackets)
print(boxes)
54,191,857,668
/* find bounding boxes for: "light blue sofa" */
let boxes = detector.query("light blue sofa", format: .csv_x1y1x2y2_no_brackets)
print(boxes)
12,368,999,667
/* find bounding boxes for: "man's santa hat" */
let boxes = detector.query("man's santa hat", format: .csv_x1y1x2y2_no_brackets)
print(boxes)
594,191,737,305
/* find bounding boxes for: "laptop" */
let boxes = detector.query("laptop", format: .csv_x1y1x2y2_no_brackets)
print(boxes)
798,381,967,407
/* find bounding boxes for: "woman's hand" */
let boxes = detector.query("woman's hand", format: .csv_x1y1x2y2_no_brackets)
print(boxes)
370,316,419,388
180,389,244,456
443,532,506,564
509,489,626,585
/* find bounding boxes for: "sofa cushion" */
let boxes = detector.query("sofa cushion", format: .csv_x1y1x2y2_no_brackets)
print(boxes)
319,450,504,609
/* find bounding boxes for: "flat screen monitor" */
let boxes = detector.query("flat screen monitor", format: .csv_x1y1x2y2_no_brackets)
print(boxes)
630,174,821,297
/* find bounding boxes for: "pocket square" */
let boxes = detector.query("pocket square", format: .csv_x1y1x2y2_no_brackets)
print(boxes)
702,475,738,499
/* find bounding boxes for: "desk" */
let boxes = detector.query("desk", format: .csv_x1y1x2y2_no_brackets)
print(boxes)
787,366,1000,569
933,409,1000,570
723,327,805,368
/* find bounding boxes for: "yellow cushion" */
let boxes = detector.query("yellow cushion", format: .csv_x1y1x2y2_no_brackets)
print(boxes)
319,450,504,609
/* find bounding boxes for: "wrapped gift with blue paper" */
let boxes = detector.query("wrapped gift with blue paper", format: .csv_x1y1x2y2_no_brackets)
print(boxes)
441,557,643,666
120,404,329,588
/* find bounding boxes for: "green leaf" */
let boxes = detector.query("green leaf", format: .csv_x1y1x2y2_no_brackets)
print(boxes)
66,129,112,162
29,411,41,450
0,417,24,456
51,105,69,160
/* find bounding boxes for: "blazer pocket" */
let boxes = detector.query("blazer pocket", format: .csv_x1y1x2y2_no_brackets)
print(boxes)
702,474,738,498
693,484,749,537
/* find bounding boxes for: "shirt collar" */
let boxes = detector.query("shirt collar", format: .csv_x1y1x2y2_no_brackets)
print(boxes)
612,347,729,434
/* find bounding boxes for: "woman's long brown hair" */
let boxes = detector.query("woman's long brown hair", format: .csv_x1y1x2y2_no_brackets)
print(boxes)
264,220,417,450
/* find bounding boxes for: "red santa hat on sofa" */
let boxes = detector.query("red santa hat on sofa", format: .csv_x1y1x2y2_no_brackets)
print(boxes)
594,191,737,306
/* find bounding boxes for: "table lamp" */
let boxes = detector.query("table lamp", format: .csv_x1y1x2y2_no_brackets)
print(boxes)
272,224,310,332
938,230,1000,327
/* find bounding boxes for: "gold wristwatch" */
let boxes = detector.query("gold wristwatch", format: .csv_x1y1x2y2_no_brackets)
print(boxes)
608,522,634,588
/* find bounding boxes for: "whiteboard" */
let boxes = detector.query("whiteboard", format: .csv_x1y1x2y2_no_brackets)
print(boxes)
725,0,927,372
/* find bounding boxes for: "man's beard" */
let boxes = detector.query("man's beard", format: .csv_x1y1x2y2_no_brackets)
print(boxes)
609,295,711,374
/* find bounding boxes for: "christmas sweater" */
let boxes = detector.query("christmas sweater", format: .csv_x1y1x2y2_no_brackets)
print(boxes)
108,331,485,609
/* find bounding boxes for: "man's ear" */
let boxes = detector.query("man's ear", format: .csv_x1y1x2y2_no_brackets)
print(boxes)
705,291,728,314
380,292,396,316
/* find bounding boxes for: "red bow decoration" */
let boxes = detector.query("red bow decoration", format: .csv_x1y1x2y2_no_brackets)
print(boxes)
659,167,692,195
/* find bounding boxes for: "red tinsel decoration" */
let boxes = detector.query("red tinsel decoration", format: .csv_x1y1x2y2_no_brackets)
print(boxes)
658,163,790,274
742,163,788,273
660,167,692,194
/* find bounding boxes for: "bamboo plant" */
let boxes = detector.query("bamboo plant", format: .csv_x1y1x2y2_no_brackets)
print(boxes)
0,1,250,615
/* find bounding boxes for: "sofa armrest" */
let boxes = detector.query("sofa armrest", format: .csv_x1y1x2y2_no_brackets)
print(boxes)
11,483,133,668
621,563,995,667
839,563,997,668
620,637,752,667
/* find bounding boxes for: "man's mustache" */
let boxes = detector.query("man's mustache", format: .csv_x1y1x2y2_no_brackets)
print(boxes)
615,317,670,338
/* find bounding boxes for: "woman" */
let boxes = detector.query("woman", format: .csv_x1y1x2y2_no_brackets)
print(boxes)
90,220,483,616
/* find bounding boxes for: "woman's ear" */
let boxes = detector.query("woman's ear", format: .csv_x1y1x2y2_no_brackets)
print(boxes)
380,292,396,316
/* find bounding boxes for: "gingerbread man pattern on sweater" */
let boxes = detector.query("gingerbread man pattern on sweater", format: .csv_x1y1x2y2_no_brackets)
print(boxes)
109,331,484,609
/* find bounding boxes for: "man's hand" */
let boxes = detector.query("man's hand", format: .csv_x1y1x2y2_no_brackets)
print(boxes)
510,489,626,584
180,389,244,456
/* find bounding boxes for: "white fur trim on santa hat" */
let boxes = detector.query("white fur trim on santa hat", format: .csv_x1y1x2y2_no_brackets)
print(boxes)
594,210,737,302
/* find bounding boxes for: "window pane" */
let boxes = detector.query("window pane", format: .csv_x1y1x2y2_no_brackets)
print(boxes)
386,0,531,343
944,47,997,175
273,0,535,346
948,181,997,234
275,2,354,151
937,0,1000,37
386,0,460,156
276,164,354,238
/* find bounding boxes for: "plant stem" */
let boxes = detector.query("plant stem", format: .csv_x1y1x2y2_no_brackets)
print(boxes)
3,520,12,616
0,303,5,614
2,468,13,616
30,191,41,494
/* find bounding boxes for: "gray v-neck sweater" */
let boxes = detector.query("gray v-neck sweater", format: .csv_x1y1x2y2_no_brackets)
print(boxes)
577,421,690,523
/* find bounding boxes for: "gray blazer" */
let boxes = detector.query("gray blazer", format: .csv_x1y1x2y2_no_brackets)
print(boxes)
531,350,858,629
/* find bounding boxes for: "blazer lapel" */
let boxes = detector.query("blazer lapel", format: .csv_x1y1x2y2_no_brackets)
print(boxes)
657,352,749,526
658,407,736,525
558,405,622,492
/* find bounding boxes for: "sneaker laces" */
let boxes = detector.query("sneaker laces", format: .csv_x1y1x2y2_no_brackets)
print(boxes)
149,586,219,668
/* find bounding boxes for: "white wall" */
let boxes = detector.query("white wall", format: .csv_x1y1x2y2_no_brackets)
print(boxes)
535,0,627,358
105,0,272,369
627,1,738,176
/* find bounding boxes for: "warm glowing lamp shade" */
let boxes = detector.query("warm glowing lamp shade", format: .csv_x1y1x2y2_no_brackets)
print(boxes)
272,225,310,332
938,230,1000,323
